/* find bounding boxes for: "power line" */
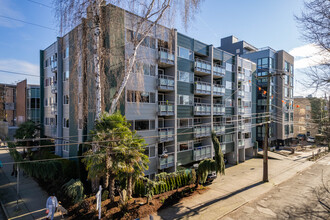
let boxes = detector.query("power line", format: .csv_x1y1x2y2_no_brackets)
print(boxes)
0,15,56,30
0,69,39,78
26,0,53,9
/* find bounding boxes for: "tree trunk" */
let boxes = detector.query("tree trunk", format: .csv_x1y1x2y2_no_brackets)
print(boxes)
127,174,133,199
195,175,200,189
109,174,115,202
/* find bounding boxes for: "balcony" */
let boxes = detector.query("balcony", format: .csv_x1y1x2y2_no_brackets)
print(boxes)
194,145,212,161
158,75,174,91
158,47,175,67
194,81,211,95
214,124,225,135
238,106,245,114
238,140,245,149
158,101,174,116
194,125,211,138
194,103,211,115
159,128,174,142
237,73,245,81
195,59,211,75
213,64,225,77
238,123,245,131
158,152,175,169
51,81,57,94
213,104,225,115
213,84,225,96
237,90,245,98
51,103,57,115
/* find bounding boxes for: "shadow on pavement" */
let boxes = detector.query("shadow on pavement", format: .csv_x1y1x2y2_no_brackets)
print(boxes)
157,181,265,219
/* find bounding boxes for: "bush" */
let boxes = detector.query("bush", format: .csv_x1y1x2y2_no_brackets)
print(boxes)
62,179,85,204
101,190,109,201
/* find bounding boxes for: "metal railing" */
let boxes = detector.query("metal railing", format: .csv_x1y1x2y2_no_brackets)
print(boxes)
195,81,211,95
213,64,225,77
195,58,212,74
158,74,174,90
237,73,245,81
159,128,174,142
158,152,175,169
159,47,175,65
213,84,225,96
158,101,174,116
194,125,211,138
194,145,212,161
213,104,225,115
194,103,211,115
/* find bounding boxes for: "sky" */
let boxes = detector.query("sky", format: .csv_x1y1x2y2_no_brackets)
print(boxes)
0,0,325,97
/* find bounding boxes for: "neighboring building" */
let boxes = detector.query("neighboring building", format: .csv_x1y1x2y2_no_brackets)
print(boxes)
16,80,41,125
40,3,257,177
220,36,295,147
0,83,16,126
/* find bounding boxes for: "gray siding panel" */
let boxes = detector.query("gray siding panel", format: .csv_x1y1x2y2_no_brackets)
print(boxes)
177,33,194,50
177,150,193,166
194,40,208,56
177,105,193,118
177,82,193,95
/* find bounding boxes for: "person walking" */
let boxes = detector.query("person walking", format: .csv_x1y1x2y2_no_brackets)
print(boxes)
46,193,58,220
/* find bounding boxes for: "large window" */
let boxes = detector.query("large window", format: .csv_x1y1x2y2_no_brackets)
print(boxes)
178,141,193,152
178,94,193,105
285,61,290,72
127,91,155,103
63,71,69,81
178,46,193,60
177,71,193,83
144,145,156,158
133,120,155,131
63,95,69,104
224,134,233,143
178,118,193,128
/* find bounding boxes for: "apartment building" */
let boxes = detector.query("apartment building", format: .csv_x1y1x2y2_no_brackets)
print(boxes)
0,83,16,126
293,97,319,137
40,4,256,177
220,36,294,147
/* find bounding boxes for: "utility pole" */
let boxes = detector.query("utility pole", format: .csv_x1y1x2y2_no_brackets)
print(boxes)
263,74,271,182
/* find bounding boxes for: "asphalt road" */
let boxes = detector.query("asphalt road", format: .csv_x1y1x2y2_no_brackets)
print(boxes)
223,153,330,220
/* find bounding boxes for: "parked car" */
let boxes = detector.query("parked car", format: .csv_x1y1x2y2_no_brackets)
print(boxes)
307,136,315,143
205,171,217,184
297,134,306,141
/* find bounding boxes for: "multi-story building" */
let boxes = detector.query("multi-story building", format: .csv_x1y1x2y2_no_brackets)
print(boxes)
0,83,16,126
293,97,319,137
40,4,257,177
220,36,294,147
16,80,41,125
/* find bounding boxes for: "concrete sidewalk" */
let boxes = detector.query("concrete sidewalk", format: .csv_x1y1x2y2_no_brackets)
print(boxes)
0,149,62,220
153,151,317,219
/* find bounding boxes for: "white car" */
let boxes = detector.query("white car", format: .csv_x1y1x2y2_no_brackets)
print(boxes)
307,136,315,143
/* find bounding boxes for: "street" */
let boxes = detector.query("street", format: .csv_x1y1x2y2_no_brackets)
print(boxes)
223,153,330,220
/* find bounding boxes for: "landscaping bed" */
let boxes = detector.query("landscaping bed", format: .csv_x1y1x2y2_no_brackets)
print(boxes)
67,184,208,220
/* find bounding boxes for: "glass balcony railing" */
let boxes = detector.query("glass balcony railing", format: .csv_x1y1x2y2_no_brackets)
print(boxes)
159,47,175,65
238,140,245,148
51,103,57,115
214,123,225,134
194,103,211,115
158,101,174,116
51,81,57,94
213,104,225,115
158,152,175,169
237,73,245,81
213,64,225,77
213,84,225,96
238,106,245,114
194,145,212,161
159,128,174,142
237,90,245,98
238,123,245,131
194,125,211,138
158,75,174,91
195,59,212,74
195,81,211,95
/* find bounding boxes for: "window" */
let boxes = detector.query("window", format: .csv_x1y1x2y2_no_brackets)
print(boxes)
63,118,69,128
178,71,193,83
63,95,69,104
225,99,232,107
285,113,289,121
178,47,193,60
178,118,193,128
285,61,290,72
285,125,289,135
257,58,270,69
290,124,294,133
127,91,156,103
225,81,232,90
144,145,156,158
45,98,48,106
225,117,232,124
63,47,69,58
63,141,69,152
306,114,310,119
178,94,193,105
45,59,48,67
306,105,311,111
290,112,293,121
224,134,233,143
178,141,193,152
45,117,49,125
63,71,69,81
285,75,290,85
143,63,156,76
134,120,155,131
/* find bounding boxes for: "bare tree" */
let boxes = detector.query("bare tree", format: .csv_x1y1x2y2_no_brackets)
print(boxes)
296,0,330,91
54,0,203,118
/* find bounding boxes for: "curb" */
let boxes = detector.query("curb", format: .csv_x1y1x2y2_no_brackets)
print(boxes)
0,201,9,220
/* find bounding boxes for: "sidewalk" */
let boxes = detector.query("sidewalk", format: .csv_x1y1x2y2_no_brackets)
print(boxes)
152,151,315,219
0,149,62,220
